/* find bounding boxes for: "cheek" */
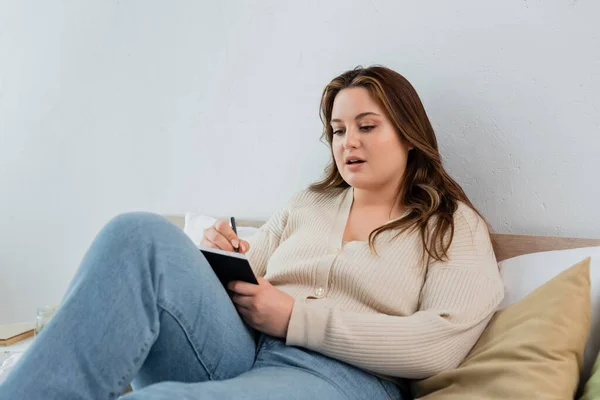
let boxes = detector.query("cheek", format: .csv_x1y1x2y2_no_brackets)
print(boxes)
332,139,344,164
373,137,410,169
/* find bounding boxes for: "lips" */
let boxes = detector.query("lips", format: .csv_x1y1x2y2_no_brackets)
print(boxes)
344,156,366,165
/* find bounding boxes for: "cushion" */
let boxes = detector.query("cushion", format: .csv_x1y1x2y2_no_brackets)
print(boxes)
499,246,600,381
183,212,259,245
413,257,591,400
581,352,600,399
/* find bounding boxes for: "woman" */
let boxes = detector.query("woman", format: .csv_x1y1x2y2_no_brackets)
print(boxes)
0,66,504,400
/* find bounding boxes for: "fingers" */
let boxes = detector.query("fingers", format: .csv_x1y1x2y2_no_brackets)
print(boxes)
236,307,253,325
214,220,240,250
231,294,253,309
203,226,235,252
202,220,249,253
256,277,270,287
199,237,218,249
228,280,261,295
239,240,250,254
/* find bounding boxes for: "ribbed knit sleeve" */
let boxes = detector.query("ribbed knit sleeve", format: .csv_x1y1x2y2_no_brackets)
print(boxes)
285,206,504,379
246,193,298,277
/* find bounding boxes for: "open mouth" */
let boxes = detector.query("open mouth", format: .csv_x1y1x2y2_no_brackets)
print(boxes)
345,159,366,165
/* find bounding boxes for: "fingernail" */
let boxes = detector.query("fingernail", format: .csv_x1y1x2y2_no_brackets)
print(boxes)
231,239,239,248
240,243,247,252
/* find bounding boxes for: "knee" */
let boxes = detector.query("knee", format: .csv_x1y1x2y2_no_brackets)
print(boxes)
107,212,167,231
101,212,175,246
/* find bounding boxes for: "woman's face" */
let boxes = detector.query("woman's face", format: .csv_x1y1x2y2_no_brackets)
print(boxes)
330,87,413,192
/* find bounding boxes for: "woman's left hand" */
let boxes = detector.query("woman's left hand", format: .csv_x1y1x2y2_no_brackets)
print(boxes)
228,277,295,338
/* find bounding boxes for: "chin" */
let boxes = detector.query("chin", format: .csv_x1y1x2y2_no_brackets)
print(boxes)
342,174,393,192
341,174,370,189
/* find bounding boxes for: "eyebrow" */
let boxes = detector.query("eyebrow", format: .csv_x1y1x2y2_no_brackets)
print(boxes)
330,112,381,124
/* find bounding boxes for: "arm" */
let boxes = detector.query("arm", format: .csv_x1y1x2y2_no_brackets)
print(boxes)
246,192,300,277
285,207,504,379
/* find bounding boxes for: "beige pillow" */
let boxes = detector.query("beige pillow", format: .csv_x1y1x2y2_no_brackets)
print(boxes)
414,257,591,400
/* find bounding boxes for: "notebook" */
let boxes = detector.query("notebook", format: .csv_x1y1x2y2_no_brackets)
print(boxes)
198,245,258,287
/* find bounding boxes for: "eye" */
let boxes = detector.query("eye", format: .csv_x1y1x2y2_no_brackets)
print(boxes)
360,125,375,132
332,129,345,135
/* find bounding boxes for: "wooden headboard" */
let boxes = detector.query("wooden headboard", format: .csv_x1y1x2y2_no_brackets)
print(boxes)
166,215,600,262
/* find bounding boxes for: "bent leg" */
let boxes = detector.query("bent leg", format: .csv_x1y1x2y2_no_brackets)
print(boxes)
122,366,349,400
0,213,256,400
121,335,404,400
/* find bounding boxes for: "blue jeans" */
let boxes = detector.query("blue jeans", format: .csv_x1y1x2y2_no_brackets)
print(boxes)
0,213,403,399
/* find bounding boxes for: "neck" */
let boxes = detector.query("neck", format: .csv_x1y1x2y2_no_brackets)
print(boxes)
352,183,402,215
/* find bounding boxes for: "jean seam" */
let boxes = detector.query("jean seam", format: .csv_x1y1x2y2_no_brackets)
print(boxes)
378,378,401,400
157,300,216,381
256,335,279,351
380,382,398,400
255,333,266,356
110,328,158,399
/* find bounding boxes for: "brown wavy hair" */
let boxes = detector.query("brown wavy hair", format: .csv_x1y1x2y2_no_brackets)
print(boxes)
310,65,483,262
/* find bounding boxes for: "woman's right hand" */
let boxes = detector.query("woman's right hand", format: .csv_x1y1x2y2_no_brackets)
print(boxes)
201,220,250,254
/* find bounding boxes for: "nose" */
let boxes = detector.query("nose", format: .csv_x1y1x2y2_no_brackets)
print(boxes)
342,127,361,149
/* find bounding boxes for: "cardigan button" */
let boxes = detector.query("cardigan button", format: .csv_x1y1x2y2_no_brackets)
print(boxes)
315,287,325,298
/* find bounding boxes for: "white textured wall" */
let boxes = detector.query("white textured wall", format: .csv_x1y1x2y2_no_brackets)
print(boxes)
1,0,599,324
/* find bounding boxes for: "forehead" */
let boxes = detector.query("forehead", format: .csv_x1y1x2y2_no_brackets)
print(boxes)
331,87,383,119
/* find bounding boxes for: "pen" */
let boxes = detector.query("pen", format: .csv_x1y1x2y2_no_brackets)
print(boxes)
230,217,239,252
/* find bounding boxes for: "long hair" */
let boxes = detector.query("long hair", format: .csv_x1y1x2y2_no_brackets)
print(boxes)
310,65,483,262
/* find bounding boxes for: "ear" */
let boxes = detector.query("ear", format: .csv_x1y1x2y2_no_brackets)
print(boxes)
401,135,414,151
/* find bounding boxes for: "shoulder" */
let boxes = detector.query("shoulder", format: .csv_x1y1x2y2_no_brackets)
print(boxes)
445,202,496,262
452,202,488,236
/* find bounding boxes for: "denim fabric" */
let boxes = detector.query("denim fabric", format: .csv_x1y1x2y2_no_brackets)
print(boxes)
0,213,403,400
